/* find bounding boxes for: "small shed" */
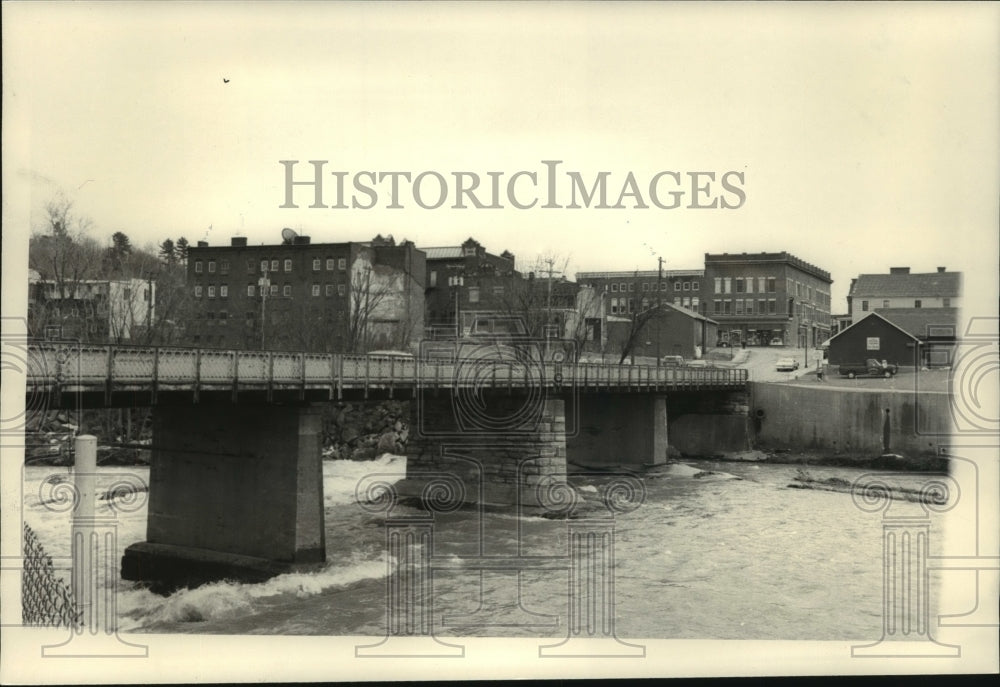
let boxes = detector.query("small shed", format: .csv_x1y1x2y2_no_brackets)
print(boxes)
826,312,921,367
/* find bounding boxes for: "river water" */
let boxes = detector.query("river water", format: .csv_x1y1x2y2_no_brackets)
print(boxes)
21,458,946,640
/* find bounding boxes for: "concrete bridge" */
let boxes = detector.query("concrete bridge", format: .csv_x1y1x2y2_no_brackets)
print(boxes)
24,342,749,590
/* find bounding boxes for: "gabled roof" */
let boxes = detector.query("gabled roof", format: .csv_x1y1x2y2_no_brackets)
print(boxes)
662,301,717,324
875,308,959,339
849,271,962,298
826,311,921,344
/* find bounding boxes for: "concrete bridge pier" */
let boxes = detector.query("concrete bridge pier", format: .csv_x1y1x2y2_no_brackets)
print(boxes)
566,394,669,469
398,393,569,509
121,403,326,591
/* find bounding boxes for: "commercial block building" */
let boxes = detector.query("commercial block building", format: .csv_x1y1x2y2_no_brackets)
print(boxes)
847,267,962,324
28,271,155,343
703,252,832,348
185,232,424,353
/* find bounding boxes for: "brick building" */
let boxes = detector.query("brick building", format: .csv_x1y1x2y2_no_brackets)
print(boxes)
28,271,155,343
575,269,706,317
185,232,424,353
703,252,832,348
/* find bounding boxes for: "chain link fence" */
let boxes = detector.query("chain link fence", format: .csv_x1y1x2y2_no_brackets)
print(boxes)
21,522,82,628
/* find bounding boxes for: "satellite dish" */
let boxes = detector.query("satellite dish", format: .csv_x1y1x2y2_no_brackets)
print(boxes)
281,227,297,242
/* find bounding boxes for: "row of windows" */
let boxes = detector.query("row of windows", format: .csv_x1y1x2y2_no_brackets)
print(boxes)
714,277,777,295
860,298,941,312
606,280,699,293
193,260,231,275
194,257,348,275
195,283,347,298
713,298,779,315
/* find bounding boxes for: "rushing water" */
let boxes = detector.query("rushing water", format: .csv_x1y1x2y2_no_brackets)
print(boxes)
21,458,945,640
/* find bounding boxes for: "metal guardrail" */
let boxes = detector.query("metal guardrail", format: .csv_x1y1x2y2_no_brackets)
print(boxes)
24,342,748,401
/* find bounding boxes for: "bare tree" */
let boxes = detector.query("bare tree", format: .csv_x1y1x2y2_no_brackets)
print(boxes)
348,261,395,353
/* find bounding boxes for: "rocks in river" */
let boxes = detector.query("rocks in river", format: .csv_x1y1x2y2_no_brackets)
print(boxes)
322,400,410,460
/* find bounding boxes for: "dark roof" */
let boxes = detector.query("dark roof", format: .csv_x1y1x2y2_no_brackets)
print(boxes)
875,308,959,339
850,271,961,298
827,312,921,344
662,301,717,324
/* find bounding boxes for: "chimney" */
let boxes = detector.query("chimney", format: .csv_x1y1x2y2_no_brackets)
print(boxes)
937,266,946,273
231,237,247,247
197,240,209,248
889,267,910,275
293,236,311,245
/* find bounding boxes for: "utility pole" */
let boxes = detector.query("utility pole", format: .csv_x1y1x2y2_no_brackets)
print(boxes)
656,256,663,367
259,264,270,350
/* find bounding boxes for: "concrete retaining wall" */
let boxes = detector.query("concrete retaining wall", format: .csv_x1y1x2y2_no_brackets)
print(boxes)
749,382,951,457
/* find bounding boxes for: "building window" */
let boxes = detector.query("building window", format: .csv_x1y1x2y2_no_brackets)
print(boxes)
883,300,890,308
713,277,721,293
611,283,619,293
270,284,278,296
219,260,230,275
208,285,216,299
682,297,690,308
642,283,649,292
311,283,320,297
468,287,480,303
312,258,321,271
194,260,203,274
692,297,699,310
735,278,744,293
628,283,635,292
207,260,216,274
757,277,765,293
284,284,293,297
220,285,228,298
247,260,255,274
194,285,203,298
280,259,289,273
219,311,228,326
723,300,732,314
713,299,721,314
758,298,766,313
259,259,268,273
325,283,333,296
861,300,869,311
767,277,776,293
619,282,626,292
735,299,744,315
247,285,255,297
429,271,437,287
493,285,504,296
270,259,279,272
746,278,753,294
768,298,776,314
206,312,214,326
326,258,335,271
692,281,699,291
337,284,345,296
682,281,690,291
914,299,922,308
745,299,753,314
338,258,346,270
464,246,476,256
674,296,682,305
943,298,951,307
723,278,732,294
628,298,635,313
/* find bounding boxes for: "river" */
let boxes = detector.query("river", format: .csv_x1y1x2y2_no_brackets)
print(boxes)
21,457,946,640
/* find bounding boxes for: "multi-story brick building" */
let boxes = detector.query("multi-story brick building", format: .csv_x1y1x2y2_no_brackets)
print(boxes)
574,269,706,317
421,237,521,336
703,252,832,348
847,266,962,324
28,271,155,343
185,232,424,353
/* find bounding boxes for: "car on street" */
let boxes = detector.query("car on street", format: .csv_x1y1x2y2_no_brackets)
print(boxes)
775,357,800,371
660,355,684,366
838,358,899,379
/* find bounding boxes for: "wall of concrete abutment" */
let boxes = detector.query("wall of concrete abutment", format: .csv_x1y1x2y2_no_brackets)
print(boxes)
749,382,951,457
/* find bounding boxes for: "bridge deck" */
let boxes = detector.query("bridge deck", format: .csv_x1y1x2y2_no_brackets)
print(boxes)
24,343,747,406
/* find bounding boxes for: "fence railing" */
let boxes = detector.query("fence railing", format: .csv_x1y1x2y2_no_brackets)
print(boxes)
25,342,748,397
21,522,81,629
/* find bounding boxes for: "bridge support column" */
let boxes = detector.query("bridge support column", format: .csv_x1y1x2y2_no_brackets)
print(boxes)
566,394,668,469
122,403,325,591
400,393,568,509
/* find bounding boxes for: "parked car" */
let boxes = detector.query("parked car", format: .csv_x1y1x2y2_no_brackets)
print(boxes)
769,338,784,346
838,358,899,379
660,355,684,366
775,357,800,372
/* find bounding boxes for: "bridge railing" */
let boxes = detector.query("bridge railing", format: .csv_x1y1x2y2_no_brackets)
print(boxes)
25,342,748,395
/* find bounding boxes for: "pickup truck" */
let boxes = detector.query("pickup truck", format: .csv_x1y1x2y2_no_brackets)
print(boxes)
838,358,899,379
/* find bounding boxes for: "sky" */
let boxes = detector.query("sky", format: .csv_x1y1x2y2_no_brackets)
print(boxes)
3,2,998,316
